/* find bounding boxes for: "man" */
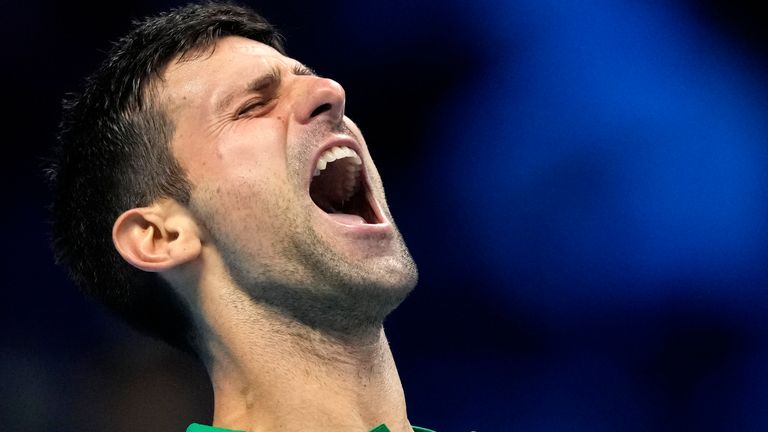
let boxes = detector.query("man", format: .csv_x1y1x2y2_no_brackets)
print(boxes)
48,2,428,431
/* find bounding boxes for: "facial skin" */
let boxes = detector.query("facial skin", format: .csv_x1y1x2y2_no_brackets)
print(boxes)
159,36,418,335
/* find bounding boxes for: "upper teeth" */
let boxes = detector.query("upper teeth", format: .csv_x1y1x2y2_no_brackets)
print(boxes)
314,146,362,176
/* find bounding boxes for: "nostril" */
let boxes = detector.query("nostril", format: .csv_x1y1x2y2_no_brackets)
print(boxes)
310,103,332,118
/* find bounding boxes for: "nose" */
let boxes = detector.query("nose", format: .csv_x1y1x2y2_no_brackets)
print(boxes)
293,76,346,125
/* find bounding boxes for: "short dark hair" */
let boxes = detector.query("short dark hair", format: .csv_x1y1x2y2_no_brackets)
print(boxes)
47,1,285,353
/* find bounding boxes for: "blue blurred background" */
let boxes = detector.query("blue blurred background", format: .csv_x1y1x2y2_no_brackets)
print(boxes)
4,0,768,430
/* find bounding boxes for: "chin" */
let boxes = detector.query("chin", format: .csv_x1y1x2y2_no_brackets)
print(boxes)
353,255,419,310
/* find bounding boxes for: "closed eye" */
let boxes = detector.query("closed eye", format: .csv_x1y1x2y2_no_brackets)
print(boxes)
235,99,267,118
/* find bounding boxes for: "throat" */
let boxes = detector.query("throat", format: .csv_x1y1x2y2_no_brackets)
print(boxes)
208,317,406,432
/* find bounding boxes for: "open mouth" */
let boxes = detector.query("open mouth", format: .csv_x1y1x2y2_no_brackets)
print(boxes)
309,146,379,224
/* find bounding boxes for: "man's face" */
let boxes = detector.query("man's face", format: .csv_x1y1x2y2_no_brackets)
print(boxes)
161,36,417,330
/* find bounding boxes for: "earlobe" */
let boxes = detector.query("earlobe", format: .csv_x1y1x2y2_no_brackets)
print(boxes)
112,202,202,273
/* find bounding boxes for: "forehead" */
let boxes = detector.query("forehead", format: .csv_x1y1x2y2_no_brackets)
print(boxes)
158,36,293,112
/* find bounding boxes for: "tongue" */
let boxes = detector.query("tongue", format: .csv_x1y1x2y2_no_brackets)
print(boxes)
328,213,367,225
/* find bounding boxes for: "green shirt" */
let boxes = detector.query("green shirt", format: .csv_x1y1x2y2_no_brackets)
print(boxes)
187,423,435,432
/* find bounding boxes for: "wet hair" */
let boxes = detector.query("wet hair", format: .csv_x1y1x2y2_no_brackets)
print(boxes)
47,1,285,353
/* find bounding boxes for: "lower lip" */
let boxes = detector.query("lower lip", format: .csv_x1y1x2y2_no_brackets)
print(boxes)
314,191,393,234
315,210,394,239
326,213,368,225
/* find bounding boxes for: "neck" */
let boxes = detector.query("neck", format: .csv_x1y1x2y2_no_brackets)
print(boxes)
195,284,411,432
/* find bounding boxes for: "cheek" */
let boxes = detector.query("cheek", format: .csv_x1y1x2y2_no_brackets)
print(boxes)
189,119,299,230
183,119,288,182
192,178,299,263
218,120,285,163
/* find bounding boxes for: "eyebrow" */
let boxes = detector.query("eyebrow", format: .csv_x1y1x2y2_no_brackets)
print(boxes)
214,63,317,114
292,63,316,76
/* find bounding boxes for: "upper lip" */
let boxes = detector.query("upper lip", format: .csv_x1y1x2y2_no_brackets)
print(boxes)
306,134,366,191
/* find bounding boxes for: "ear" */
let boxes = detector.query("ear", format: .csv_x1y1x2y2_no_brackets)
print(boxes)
112,200,202,272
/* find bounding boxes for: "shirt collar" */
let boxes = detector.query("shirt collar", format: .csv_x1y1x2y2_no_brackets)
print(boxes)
186,422,435,432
